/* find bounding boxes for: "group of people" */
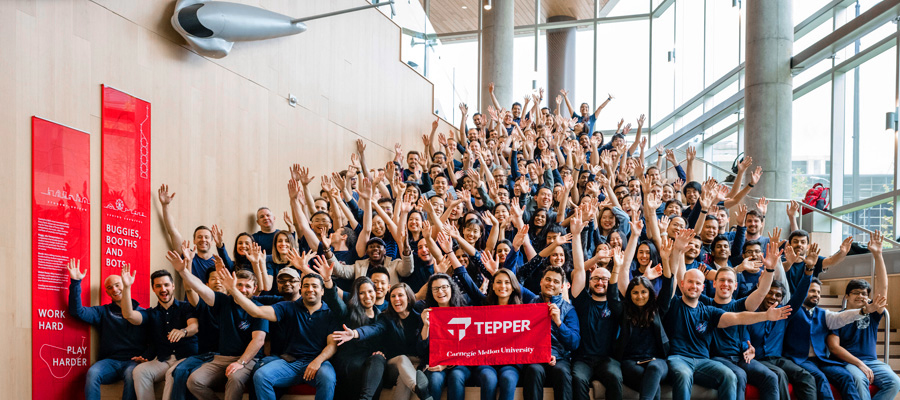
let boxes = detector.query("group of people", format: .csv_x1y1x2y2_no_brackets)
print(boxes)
68,87,900,400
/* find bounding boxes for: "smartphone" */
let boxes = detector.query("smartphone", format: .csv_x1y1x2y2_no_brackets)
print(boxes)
636,358,656,365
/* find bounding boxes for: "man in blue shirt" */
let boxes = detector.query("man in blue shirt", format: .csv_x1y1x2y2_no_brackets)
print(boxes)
569,216,623,400
781,230,851,295
223,268,339,400
175,256,268,400
783,276,879,400
667,248,792,400
67,259,150,400
120,267,199,400
746,241,817,400
825,231,900,400
704,242,780,400
523,265,581,400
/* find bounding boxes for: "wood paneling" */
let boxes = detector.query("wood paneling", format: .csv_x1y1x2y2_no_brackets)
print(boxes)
0,0,454,397
422,0,602,38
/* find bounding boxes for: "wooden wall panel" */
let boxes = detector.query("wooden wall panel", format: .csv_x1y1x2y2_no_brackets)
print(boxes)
0,0,457,397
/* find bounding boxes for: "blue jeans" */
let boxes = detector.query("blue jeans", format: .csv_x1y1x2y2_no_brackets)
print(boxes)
474,365,519,400
169,353,214,400
85,358,138,400
620,359,668,400
252,356,336,400
795,359,838,400
667,355,736,400
845,360,900,400
714,356,778,400
820,362,862,400
427,366,471,400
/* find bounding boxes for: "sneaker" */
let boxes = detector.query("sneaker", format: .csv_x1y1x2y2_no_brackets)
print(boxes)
414,370,432,400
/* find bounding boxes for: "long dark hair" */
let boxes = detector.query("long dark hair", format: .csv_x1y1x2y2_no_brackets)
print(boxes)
232,233,255,270
384,283,417,328
424,273,467,308
346,276,378,329
624,276,660,328
484,269,524,306
632,240,661,272
461,213,487,250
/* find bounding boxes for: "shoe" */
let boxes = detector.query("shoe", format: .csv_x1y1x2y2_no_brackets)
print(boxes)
414,369,432,400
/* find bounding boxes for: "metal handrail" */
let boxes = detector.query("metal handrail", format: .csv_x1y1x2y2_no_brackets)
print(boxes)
746,196,900,248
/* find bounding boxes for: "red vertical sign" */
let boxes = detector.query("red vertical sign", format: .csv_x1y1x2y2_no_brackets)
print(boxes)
32,117,92,400
100,86,151,305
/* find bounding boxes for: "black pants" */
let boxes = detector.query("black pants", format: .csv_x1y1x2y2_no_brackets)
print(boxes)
620,358,668,400
758,357,817,400
572,357,623,400
333,353,387,400
522,359,572,400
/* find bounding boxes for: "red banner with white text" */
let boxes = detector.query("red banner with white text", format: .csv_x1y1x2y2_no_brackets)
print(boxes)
32,117,92,400
429,303,552,366
100,86,151,305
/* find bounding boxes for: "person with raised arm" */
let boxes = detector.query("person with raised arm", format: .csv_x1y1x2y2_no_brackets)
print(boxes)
746,239,817,400
119,265,198,400
332,283,431,400
703,235,781,400
66,259,150,400
824,231,900,400
165,249,227,400
216,264,337,400
666,228,793,400
173,255,267,400
782,263,884,400
522,264,581,400
569,208,625,400
781,229,853,295
158,184,217,282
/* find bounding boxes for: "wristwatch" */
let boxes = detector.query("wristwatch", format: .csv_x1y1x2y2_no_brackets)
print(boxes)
765,268,775,273
182,329,188,335
240,359,247,366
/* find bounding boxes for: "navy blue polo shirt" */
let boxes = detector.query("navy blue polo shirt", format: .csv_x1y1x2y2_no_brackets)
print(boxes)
272,300,338,362
785,255,824,295
833,311,883,362
703,296,748,357
192,255,217,283
572,287,620,359
212,292,268,357
192,298,219,354
664,297,726,359
139,299,198,360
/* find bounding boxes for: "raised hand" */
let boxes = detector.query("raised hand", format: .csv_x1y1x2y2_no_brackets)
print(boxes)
482,251,500,276
121,263,136,288
766,305,792,321
459,102,468,116
158,184,175,206
311,255,334,282
756,197,769,215
762,241,783,271
211,224,225,248
805,243,821,266
512,225,529,250
838,236,853,255
332,324,356,346
166,250,187,273
868,231,883,254
865,294,888,314
749,166,763,186
644,264,663,280
298,166,314,186
436,231,454,254
685,146,696,162
67,259,86,280
290,164,302,182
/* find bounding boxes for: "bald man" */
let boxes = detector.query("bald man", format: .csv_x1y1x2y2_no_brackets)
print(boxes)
67,259,150,400
665,246,792,400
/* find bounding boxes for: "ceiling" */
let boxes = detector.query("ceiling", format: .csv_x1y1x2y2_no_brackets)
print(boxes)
420,0,609,40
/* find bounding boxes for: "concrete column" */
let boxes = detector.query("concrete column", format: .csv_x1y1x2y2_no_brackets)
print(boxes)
481,0,514,111
744,0,792,229
547,15,576,105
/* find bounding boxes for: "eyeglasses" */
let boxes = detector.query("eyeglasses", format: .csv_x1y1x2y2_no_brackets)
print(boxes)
589,277,609,283
277,278,300,284
431,284,451,293
848,290,869,296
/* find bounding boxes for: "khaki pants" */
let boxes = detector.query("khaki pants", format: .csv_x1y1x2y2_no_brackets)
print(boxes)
132,355,184,400
186,355,256,400
387,355,421,400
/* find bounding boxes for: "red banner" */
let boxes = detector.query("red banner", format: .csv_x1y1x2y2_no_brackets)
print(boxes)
100,86,151,305
429,304,552,366
32,117,92,400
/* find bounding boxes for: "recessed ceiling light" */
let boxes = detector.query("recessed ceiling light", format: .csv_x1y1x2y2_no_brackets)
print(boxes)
462,5,467,9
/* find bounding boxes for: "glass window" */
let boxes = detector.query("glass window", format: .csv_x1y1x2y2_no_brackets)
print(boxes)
605,0,651,17
438,40,479,125
675,0,705,103
792,82,832,199
705,0,742,82
841,201,894,242
594,19,650,130
651,2,676,121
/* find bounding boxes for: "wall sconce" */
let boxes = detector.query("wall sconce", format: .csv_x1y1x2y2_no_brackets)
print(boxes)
886,111,898,134
483,0,492,10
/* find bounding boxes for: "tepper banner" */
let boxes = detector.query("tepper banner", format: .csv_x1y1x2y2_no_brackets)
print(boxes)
429,303,551,366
